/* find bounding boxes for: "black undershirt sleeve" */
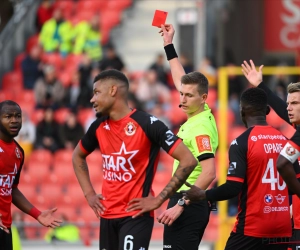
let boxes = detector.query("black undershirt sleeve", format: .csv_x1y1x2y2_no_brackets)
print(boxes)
258,82,290,124
205,180,243,202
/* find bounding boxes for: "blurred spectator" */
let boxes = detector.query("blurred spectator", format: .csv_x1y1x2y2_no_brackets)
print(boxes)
73,15,102,62
39,8,73,56
149,53,168,86
198,57,217,86
15,112,36,156
44,213,80,243
21,44,43,89
59,112,84,149
34,108,62,152
34,64,65,110
64,71,80,109
148,102,171,129
77,54,94,108
98,45,125,71
135,69,171,111
179,53,193,73
36,0,53,31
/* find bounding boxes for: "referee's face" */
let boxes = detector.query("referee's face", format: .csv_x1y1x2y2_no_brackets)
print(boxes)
179,84,206,118
91,80,114,116
287,92,300,125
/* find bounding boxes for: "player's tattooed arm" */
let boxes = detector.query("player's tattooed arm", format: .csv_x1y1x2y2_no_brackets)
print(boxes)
78,160,89,172
159,165,195,200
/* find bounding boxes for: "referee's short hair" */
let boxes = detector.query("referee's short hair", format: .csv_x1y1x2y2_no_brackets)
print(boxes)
93,69,129,90
181,72,208,95
240,88,268,115
287,82,300,94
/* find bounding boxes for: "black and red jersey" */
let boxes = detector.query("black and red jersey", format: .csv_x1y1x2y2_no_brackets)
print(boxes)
227,125,296,238
80,109,181,219
0,139,24,228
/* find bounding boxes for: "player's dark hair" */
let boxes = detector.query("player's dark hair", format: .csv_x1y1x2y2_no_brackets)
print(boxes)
181,72,208,95
93,69,129,90
0,100,21,115
240,88,268,115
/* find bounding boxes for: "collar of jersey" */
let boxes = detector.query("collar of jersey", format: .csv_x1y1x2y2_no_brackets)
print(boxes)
108,109,136,123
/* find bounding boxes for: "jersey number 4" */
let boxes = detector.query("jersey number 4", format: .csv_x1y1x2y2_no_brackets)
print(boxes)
262,158,286,191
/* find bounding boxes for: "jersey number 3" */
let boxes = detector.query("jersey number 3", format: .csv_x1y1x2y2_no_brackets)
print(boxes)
262,158,286,191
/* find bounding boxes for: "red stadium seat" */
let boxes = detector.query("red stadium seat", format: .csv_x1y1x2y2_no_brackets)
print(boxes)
30,109,45,124
213,108,235,127
28,149,53,166
0,90,14,102
88,162,103,186
54,108,71,124
65,184,86,206
77,10,95,22
26,35,39,53
106,0,132,11
41,53,64,70
53,149,73,164
228,125,246,144
206,87,217,110
14,52,26,71
1,71,23,91
23,161,51,185
51,161,77,185
77,108,94,127
64,54,83,72
76,0,107,13
53,0,74,18
39,184,64,207
57,71,72,87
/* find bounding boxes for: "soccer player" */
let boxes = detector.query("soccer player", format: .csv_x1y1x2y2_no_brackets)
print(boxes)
136,23,218,250
181,88,296,250
72,69,198,250
241,60,300,250
0,100,62,250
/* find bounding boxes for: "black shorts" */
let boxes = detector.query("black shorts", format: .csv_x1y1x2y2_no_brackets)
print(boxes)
0,227,12,250
100,215,154,250
289,228,300,250
163,193,210,250
225,232,289,250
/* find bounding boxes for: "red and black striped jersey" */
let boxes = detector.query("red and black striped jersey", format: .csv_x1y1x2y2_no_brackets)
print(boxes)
80,109,181,219
0,139,24,228
227,125,296,238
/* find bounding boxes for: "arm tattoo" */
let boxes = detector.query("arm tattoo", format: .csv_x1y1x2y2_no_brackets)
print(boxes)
79,160,89,172
159,164,195,200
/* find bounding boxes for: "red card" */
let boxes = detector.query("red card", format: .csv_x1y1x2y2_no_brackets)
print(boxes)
152,10,168,28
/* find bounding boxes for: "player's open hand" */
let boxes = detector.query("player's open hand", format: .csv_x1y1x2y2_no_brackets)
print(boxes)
86,193,106,219
37,208,63,228
126,193,161,219
157,205,184,226
0,213,10,234
241,60,264,87
180,182,206,202
159,24,175,46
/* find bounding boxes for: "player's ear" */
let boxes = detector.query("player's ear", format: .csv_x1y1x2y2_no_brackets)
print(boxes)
110,85,118,96
266,105,270,115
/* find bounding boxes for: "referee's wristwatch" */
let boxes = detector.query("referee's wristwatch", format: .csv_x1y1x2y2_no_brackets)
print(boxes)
177,198,187,208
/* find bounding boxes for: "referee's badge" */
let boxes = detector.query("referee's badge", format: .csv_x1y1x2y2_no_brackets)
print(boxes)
124,122,136,136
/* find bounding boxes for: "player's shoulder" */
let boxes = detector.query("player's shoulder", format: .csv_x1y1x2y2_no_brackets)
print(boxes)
229,127,253,147
130,109,162,125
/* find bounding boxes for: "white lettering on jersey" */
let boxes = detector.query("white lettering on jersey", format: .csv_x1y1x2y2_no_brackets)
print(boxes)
102,142,139,182
0,163,17,196
263,143,283,154
150,116,158,124
0,147,4,152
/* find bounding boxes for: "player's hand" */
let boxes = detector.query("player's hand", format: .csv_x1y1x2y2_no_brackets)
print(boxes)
0,213,10,234
86,193,106,219
159,24,175,46
157,204,184,226
37,208,63,228
241,60,264,87
180,182,206,202
126,193,161,219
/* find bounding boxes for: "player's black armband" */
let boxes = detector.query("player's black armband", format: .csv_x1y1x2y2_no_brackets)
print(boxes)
206,181,242,202
164,44,178,61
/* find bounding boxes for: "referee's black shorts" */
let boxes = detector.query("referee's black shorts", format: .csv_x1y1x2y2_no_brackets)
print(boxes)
163,193,210,250
0,227,12,250
100,215,154,250
225,232,289,250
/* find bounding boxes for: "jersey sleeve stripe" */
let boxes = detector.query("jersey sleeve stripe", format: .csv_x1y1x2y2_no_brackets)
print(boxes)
227,176,244,183
79,140,90,154
168,139,182,155
289,140,300,151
